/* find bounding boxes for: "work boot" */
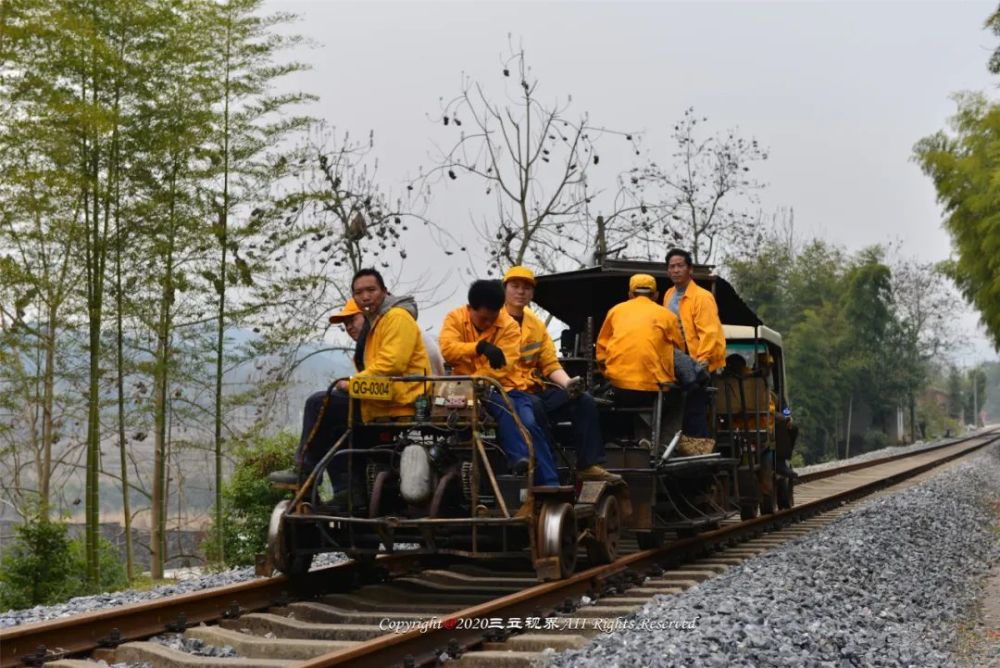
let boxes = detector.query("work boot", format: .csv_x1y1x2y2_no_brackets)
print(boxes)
776,459,799,480
268,469,301,487
513,499,534,518
511,458,530,476
577,464,623,484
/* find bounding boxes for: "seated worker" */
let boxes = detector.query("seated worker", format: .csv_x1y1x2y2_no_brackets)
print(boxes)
270,268,431,488
439,279,560,488
663,248,726,437
502,266,621,483
596,273,684,406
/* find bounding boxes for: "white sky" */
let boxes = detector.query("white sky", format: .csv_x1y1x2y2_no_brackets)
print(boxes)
272,0,999,363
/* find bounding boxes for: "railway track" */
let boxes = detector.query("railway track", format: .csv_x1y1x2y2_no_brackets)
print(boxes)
3,429,997,668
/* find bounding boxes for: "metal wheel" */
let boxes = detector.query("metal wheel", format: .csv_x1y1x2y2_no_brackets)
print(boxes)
266,500,313,576
586,495,621,564
537,502,578,579
739,500,758,521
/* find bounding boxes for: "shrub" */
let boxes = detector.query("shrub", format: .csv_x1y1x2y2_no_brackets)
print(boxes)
68,534,129,594
861,429,890,452
0,515,126,610
0,516,75,610
203,431,297,567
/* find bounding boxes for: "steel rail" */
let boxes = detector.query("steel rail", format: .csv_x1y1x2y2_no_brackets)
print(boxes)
298,432,1000,668
797,426,999,484
1,429,995,668
0,553,424,668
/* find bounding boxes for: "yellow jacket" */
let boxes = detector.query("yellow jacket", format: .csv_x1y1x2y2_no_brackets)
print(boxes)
596,296,684,392
511,307,562,392
354,306,431,422
662,281,727,372
439,306,521,390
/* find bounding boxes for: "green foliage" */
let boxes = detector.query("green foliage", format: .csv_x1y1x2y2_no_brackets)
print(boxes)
914,92,1000,349
861,430,890,452
728,231,954,464
0,516,75,610
0,515,126,610
203,431,296,567
68,533,129,595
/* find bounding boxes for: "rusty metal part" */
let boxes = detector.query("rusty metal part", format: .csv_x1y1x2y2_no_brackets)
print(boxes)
296,433,998,667
796,434,988,483
0,554,424,668
3,430,995,668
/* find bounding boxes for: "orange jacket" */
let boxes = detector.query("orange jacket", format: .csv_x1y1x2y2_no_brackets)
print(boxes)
596,296,684,392
662,281,727,372
439,306,521,390
510,307,562,392
354,306,431,422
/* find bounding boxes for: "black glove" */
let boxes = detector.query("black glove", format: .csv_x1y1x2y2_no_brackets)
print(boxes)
475,340,507,369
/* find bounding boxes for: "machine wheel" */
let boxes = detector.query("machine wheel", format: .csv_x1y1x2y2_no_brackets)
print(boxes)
635,530,665,550
777,477,795,510
586,495,621,564
537,502,578,579
739,500,758,521
267,500,312,576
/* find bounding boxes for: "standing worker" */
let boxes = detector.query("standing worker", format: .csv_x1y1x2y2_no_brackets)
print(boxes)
597,273,684,405
662,249,726,437
439,279,560,488
502,266,621,483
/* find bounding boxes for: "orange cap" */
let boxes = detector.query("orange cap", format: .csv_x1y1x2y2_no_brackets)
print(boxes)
329,298,362,323
502,265,536,286
629,274,657,294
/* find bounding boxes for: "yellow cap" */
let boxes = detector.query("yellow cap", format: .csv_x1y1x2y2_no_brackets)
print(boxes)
503,265,536,286
329,298,362,323
629,273,657,294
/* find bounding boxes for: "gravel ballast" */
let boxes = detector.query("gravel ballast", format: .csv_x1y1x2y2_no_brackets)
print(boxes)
0,551,347,629
550,445,1000,668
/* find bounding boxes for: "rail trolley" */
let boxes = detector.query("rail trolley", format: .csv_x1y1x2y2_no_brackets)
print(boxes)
267,259,796,580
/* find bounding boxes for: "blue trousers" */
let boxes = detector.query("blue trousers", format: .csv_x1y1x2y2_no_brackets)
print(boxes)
529,388,605,469
484,389,560,487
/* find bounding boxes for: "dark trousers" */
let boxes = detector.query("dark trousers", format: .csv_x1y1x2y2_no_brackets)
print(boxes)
612,386,684,442
295,389,351,485
683,385,711,437
529,388,605,469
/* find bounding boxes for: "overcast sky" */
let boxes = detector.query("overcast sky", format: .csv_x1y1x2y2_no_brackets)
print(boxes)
272,0,998,363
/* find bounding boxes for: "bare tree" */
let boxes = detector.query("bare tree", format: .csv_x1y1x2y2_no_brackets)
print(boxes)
639,107,768,264
890,257,961,442
424,43,641,274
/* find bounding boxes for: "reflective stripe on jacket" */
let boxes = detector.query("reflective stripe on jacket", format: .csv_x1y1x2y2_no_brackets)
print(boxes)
596,296,684,392
511,307,562,392
439,306,521,390
354,306,430,422
662,281,726,372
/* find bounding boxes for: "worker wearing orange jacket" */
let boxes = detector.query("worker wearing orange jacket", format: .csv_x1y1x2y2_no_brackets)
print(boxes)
502,266,620,483
663,248,726,437
440,279,559,487
597,273,684,406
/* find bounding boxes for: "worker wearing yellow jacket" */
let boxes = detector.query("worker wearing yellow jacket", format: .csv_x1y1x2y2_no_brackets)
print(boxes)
663,248,726,436
440,279,559,487
272,268,430,494
503,266,620,483
597,273,684,404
